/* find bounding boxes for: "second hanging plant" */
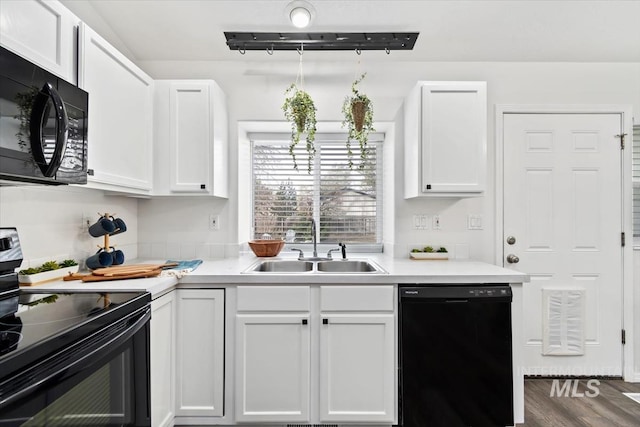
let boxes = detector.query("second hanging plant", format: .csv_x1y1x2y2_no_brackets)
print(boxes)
342,73,374,169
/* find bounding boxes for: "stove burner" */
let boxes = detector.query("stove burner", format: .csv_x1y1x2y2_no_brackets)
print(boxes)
0,330,23,355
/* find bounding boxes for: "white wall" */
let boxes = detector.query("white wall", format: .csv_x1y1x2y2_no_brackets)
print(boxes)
0,185,137,269
139,59,640,263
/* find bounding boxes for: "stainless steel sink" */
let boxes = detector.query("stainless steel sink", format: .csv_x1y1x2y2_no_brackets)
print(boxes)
249,260,314,273
242,259,386,274
316,260,380,273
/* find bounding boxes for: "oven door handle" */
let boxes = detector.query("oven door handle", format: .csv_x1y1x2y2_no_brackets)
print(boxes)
0,306,150,410
29,82,69,177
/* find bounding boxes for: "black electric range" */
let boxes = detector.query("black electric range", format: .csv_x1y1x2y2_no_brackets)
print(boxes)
0,228,152,426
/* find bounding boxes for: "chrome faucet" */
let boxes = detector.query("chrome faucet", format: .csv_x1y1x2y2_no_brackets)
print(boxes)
310,218,318,258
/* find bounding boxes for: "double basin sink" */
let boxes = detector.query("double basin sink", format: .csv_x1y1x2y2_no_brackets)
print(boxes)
243,259,387,274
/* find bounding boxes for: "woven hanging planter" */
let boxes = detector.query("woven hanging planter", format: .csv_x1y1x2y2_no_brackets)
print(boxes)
351,100,367,133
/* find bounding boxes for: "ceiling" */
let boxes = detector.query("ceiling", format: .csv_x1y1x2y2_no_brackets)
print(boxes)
61,0,640,64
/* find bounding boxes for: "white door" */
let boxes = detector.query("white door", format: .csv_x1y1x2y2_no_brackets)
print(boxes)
319,314,395,423
235,314,310,423
503,113,623,376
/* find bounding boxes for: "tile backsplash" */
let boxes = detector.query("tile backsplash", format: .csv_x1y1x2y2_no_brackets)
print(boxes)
0,185,137,269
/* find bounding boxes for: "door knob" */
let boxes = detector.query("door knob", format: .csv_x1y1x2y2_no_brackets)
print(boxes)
506,236,516,245
506,254,520,264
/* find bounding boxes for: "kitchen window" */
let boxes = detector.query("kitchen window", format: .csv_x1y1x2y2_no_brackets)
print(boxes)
633,125,640,241
250,133,383,249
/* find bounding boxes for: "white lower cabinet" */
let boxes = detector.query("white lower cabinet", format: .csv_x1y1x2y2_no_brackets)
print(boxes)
319,314,395,423
235,314,311,423
175,289,225,419
151,291,176,427
234,285,396,425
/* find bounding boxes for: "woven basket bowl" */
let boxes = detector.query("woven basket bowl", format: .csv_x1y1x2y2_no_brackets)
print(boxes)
248,239,285,257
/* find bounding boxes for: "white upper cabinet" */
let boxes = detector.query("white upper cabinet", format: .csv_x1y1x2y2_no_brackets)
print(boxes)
404,81,487,198
0,0,78,84
153,80,228,197
78,23,153,194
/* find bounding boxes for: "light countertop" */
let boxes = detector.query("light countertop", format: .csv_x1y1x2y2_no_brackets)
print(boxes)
23,254,528,298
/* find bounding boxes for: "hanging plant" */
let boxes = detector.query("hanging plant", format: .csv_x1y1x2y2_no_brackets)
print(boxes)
282,83,317,173
342,73,374,169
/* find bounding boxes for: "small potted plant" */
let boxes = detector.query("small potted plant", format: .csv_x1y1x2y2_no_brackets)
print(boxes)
342,73,374,169
282,83,317,173
18,259,79,285
409,246,449,260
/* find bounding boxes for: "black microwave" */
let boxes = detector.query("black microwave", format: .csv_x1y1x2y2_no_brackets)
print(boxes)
0,46,88,185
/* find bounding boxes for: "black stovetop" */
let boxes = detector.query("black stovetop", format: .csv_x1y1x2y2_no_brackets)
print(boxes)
0,290,150,378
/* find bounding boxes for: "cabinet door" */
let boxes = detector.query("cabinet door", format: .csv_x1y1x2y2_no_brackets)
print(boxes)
78,23,153,193
0,0,77,83
150,291,175,427
169,82,211,193
175,289,225,417
153,80,228,197
420,82,486,194
319,314,395,423
235,314,310,423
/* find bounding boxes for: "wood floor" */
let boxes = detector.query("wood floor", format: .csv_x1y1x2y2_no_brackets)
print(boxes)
520,379,640,426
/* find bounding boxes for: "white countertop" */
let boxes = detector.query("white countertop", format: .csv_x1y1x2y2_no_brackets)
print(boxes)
24,254,528,298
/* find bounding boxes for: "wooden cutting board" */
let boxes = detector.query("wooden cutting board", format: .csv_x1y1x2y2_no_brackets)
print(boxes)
91,263,178,276
62,263,178,282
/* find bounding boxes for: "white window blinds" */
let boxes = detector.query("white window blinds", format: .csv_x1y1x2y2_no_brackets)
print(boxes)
251,134,383,245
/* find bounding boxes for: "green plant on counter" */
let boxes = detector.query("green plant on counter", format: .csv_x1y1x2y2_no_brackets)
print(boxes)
19,259,78,275
342,73,374,169
59,259,78,268
282,83,317,173
410,246,447,253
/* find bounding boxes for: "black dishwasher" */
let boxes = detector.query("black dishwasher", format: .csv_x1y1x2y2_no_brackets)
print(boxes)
399,285,513,427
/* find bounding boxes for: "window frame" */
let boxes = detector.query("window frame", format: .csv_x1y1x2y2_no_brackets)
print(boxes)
249,132,385,253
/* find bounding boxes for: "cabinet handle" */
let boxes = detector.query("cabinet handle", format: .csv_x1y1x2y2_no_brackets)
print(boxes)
302,319,308,325
322,318,328,325
200,184,206,189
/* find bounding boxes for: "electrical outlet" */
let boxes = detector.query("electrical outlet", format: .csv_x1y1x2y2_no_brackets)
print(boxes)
81,213,94,231
209,214,220,230
433,215,442,230
468,214,483,230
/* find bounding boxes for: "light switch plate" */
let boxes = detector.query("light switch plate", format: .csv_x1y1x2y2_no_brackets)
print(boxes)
412,214,429,230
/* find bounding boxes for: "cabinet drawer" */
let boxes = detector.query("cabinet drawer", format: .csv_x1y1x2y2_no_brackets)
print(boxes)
320,286,394,312
237,286,310,312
